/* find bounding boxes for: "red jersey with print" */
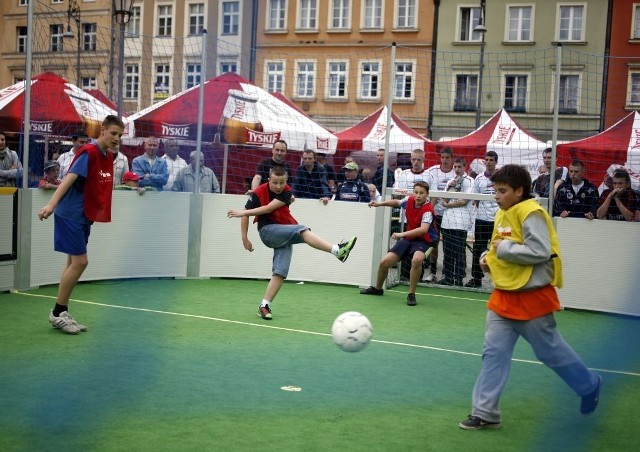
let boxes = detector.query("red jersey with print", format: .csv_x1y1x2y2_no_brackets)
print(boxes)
402,196,438,243
70,143,114,222
249,182,298,228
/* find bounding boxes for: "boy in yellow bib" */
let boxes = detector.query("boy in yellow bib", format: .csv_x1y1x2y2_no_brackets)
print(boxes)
459,164,602,430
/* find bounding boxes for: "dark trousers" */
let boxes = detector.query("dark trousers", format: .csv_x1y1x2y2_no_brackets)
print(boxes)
471,219,494,281
442,228,468,283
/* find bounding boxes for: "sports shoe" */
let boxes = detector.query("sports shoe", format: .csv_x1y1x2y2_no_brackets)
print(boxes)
360,286,383,296
49,311,82,335
437,278,454,286
465,279,483,288
459,415,502,430
406,293,417,306
258,305,272,320
580,374,602,415
336,237,357,262
422,272,435,283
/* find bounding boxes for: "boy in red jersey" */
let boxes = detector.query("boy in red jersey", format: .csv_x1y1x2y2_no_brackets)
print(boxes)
228,165,357,320
360,181,438,306
38,115,125,334
459,164,601,430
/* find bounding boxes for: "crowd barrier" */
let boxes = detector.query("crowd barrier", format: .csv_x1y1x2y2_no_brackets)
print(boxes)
1,189,638,317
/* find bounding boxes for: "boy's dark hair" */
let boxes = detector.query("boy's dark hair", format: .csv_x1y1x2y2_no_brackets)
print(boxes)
570,159,584,169
454,157,466,165
413,181,430,193
102,115,125,129
269,166,288,178
440,147,453,156
543,147,552,155
613,169,631,184
485,150,498,161
490,164,532,199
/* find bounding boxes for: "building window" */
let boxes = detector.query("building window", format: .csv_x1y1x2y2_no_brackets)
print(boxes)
360,61,380,99
458,7,482,42
298,0,317,30
222,1,239,35
633,4,640,39
266,61,285,93
558,74,579,114
186,63,201,89
125,65,140,99
503,74,528,112
83,23,97,51
17,27,28,53
52,0,63,4
507,5,532,41
454,74,478,111
50,25,64,52
267,0,287,30
396,0,416,28
126,6,141,37
189,3,205,35
327,61,347,98
220,61,237,74
19,0,28,6
557,4,585,42
330,0,350,29
394,62,414,100
363,0,382,28
628,72,640,105
154,64,170,99
158,5,173,37
296,61,316,98
81,77,97,90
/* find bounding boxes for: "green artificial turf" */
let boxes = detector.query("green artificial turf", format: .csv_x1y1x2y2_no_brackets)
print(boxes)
1,279,638,451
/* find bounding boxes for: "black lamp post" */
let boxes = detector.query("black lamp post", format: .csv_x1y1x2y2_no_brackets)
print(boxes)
112,0,135,117
474,0,487,129
63,0,81,87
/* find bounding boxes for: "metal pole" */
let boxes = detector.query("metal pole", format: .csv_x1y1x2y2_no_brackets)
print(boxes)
548,44,563,216
22,0,35,189
76,16,81,87
475,33,485,129
117,21,126,117
194,30,207,194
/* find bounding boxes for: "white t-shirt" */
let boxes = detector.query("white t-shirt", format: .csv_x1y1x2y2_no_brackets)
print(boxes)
473,172,499,222
393,168,430,193
57,148,75,179
424,165,456,217
441,174,474,231
113,152,129,187
162,154,188,190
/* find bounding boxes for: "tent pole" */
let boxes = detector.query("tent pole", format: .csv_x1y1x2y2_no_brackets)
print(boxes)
194,29,207,194
221,144,228,194
548,44,562,216
22,0,36,189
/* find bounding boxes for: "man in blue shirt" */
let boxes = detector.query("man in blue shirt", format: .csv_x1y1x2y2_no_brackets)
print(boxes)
293,150,331,203
132,136,169,191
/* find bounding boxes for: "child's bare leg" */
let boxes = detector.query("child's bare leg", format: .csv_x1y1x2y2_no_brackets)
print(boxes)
300,229,333,253
264,274,285,302
57,254,89,306
409,251,426,293
376,253,400,288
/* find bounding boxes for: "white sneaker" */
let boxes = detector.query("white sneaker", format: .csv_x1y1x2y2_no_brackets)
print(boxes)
49,311,85,334
422,273,435,283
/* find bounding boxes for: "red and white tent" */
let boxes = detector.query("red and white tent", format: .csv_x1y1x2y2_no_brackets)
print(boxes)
557,111,640,183
336,106,428,154
425,109,548,178
0,72,118,138
125,73,338,153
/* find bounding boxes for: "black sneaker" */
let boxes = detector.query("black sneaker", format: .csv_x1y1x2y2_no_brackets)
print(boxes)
437,278,454,286
360,286,383,296
337,237,357,262
459,415,502,430
465,279,482,288
258,305,272,320
580,374,602,415
406,293,417,306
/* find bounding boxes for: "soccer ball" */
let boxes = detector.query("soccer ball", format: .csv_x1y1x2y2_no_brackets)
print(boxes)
331,311,373,353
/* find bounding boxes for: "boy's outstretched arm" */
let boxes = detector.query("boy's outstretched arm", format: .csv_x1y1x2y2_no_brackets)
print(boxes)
240,216,253,252
368,199,401,208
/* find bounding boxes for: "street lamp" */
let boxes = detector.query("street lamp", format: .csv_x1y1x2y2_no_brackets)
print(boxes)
63,0,81,87
112,0,134,117
474,1,487,129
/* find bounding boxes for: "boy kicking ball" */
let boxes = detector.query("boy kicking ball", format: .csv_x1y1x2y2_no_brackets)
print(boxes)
360,181,438,306
227,165,357,320
459,164,601,430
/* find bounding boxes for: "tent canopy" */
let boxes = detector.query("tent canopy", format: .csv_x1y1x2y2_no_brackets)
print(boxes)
557,111,640,183
336,106,428,154
0,72,117,138
125,73,338,153
425,109,548,178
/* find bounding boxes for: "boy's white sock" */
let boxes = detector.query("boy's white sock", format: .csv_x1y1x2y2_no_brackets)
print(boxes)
261,299,270,307
331,245,339,256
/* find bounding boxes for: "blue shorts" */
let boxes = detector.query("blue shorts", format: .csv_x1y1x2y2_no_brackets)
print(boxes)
54,215,91,255
390,238,433,260
259,224,309,279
